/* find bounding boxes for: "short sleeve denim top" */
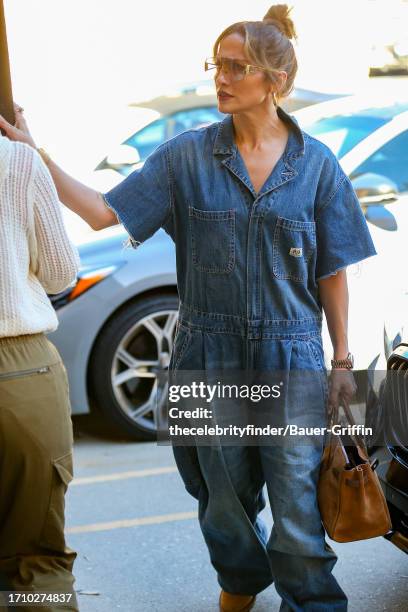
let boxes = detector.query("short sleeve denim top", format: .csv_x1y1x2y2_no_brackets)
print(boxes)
104,106,377,338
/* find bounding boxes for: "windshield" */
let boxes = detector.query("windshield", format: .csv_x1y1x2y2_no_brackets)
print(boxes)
124,118,167,162
302,115,389,158
124,106,223,162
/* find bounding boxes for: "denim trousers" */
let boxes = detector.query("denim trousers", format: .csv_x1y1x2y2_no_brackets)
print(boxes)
171,322,348,611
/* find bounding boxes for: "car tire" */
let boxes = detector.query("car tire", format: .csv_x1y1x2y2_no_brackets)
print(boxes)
88,293,179,440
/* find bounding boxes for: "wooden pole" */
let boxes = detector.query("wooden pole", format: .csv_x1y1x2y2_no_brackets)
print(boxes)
0,0,14,126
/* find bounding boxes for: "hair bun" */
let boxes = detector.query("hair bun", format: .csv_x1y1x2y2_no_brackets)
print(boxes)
263,4,297,40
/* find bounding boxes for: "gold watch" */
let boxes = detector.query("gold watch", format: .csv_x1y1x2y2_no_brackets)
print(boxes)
330,352,354,370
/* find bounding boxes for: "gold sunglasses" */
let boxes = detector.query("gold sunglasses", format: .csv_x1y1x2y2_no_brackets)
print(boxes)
205,56,281,81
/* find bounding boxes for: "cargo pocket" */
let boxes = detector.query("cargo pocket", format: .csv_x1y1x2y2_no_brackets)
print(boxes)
306,336,326,371
306,337,329,405
189,205,235,274
172,445,203,500
40,451,73,551
169,322,192,372
273,216,316,282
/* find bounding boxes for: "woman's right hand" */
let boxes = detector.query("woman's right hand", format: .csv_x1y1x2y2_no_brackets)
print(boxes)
0,103,37,148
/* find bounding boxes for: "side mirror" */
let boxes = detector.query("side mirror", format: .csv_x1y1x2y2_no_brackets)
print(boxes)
351,172,399,207
106,144,140,166
95,144,140,174
364,205,397,231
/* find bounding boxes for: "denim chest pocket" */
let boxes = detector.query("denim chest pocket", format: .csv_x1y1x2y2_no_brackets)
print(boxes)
189,205,235,274
273,216,316,282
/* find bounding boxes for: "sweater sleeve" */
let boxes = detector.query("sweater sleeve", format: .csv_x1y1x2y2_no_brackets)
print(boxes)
29,152,80,294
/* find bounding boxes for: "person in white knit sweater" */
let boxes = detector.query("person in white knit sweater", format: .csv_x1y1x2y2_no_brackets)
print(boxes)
0,134,79,336
0,131,80,610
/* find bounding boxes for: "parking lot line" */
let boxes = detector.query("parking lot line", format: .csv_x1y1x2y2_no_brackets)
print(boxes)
71,466,178,486
66,511,197,534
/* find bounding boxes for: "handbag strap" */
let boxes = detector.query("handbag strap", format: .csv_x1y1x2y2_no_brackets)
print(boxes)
341,398,367,450
326,399,367,464
326,404,339,465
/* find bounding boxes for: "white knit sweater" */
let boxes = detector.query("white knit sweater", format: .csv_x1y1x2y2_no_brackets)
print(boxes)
0,136,80,337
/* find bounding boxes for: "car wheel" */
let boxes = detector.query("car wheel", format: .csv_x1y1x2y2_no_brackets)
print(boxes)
88,293,179,440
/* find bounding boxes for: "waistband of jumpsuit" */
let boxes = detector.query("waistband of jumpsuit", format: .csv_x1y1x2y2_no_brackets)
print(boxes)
177,303,323,340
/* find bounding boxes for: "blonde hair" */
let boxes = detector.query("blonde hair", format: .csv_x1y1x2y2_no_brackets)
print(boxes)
212,4,298,104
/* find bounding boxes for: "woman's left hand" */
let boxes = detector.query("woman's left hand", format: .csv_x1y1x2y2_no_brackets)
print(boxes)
327,369,357,415
0,103,36,148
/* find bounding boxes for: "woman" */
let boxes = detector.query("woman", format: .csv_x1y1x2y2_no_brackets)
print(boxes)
0,5,376,610
0,124,80,610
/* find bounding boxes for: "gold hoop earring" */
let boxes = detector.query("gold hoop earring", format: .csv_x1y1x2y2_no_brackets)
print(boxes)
272,91,278,107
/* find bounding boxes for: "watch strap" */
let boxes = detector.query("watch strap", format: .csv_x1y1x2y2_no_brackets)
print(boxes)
331,352,354,369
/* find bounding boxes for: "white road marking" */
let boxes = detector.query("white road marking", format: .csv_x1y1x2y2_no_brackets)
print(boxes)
66,511,197,534
71,466,178,486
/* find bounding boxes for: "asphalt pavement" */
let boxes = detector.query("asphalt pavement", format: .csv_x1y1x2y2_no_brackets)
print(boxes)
68,415,408,612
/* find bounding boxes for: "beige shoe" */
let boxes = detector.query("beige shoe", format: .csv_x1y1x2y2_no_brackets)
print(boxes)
219,589,256,612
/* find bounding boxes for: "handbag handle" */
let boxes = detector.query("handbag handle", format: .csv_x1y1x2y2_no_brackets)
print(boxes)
340,399,366,449
326,398,367,464
327,398,364,442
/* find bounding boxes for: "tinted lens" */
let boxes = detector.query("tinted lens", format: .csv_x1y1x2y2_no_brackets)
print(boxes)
209,58,246,80
230,61,247,78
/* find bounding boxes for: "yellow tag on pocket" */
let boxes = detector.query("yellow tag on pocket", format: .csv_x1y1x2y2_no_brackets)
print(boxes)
289,247,302,257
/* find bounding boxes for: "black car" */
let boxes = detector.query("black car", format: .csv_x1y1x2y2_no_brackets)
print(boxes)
367,343,408,553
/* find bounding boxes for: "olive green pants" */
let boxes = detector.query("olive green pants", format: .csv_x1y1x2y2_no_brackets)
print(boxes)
0,334,78,611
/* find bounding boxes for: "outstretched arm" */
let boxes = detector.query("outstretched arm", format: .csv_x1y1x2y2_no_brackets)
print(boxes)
0,107,117,231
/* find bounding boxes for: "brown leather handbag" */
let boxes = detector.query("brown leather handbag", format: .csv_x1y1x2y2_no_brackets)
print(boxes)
317,399,392,542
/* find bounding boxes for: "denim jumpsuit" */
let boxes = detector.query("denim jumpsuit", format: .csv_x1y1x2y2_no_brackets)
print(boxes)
104,106,377,611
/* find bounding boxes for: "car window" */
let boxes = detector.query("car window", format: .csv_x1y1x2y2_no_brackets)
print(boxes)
124,118,167,161
303,115,388,158
349,130,408,193
167,107,224,137
123,107,224,163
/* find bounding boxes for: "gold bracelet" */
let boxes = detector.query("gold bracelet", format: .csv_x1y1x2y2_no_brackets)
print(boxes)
37,147,51,166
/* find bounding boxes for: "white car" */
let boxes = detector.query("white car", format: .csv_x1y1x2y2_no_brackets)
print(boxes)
94,80,347,181
294,81,408,395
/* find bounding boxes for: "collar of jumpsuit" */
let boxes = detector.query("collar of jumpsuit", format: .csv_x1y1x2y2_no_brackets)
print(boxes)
212,105,305,201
